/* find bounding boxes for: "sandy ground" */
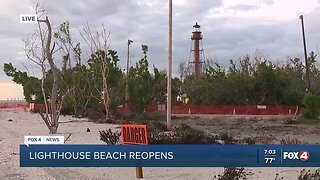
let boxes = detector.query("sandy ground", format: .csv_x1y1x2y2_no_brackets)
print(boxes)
0,108,319,180
171,114,320,144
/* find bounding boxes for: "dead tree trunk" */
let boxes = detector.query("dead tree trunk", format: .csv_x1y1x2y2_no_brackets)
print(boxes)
38,16,59,134
23,4,72,133
81,24,111,120
101,52,110,120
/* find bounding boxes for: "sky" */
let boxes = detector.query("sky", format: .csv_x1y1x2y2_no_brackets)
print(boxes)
0,0,320,100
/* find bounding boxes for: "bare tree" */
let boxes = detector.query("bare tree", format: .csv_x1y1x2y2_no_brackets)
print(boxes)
178,61,193,81
24,3,69,134
80,23,111,120
178,61,186,81
54,22,93,117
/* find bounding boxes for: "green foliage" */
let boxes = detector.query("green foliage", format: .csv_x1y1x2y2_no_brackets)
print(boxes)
302,92,319,119
128,45,154,112
180,52,320,106
3,63,42,102
152,66,167,103
54,21,71,43
58,48,124,117
252,62,288,104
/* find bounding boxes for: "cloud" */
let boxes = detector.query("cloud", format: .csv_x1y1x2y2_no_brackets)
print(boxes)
229,4,260,11
261,0,274,5
0,0,320,85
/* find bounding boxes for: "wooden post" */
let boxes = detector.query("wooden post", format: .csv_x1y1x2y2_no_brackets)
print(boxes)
136,167,143,178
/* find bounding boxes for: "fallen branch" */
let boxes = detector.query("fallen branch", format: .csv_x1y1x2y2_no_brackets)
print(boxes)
64,133,72,143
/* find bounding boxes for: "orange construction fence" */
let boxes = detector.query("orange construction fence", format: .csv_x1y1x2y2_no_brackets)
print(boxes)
1,101,299,116
118,103,300,115
0,101,29,109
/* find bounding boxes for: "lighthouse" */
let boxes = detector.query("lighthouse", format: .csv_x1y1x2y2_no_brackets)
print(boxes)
190,22,204,76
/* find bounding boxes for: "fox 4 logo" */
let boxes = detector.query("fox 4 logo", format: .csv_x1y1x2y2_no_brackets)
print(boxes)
283,151,310,161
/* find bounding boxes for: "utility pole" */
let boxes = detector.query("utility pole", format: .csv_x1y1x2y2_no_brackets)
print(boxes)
167,0,172,129
299,15,311,91
125,39,133,111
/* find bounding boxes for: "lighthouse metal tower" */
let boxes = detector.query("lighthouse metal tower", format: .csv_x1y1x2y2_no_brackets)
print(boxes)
189,22,205,76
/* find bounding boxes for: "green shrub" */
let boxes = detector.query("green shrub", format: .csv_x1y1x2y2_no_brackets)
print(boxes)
116,112,165,122
99,129,121,145
218,132,238,144
213,167,250,180
241,137,256,145
302,93,320,119
298,169,320,180
151,121,167,131
280,138,302,144
147,124,223,144
85,108,104,122
99,124,247,145
59,107,74,116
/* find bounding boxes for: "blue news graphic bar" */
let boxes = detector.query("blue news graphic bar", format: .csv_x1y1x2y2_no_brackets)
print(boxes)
20,145,320,167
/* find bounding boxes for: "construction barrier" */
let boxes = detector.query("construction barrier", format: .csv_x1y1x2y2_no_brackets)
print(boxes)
118,103,300,115
1,101,299,116
0,101,28,109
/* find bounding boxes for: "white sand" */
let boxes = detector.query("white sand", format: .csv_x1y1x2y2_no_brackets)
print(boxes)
0,108,318,180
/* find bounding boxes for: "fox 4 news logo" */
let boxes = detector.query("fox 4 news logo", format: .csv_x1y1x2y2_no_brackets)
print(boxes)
283,151,310,161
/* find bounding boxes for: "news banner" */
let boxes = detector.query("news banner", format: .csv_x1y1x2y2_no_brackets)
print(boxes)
20,136,320,167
